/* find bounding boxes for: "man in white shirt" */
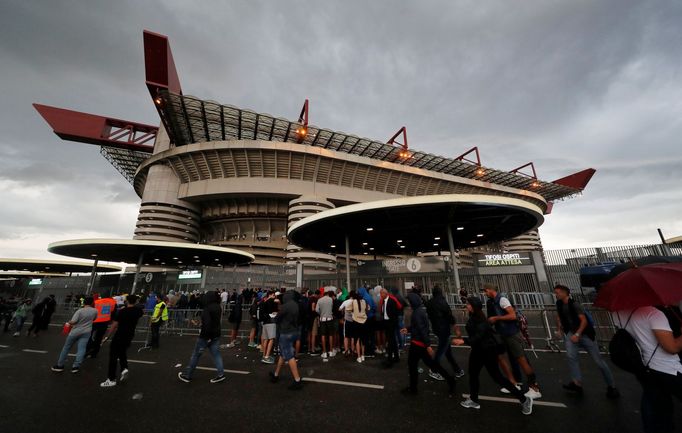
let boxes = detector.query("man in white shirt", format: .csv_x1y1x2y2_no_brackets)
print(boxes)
614,306,682,433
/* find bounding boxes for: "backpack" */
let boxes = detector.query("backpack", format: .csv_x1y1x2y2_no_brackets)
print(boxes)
256,300,266,323
609,310,658,378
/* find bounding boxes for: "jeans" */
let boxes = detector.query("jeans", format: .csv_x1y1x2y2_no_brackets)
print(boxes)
408,344,453,392
57,332,90,368
435,329,462,373
396,315,406,349
564,335,615,387
14,316,27,332
469,347,525,403
184,337,224,379
278,331,297,361
151,321,162,348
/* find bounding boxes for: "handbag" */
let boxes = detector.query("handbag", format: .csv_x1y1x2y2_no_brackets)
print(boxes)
62,322,72,335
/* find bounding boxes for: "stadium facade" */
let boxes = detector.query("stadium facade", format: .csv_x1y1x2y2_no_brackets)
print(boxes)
35,30,594,274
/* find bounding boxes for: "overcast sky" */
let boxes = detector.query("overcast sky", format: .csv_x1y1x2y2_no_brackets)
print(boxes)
1,0,681,261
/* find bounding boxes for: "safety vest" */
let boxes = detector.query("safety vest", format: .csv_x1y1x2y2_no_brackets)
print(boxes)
94,298,116,323
152,301,168,323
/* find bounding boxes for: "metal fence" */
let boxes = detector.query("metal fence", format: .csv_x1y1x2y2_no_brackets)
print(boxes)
47,299,617,354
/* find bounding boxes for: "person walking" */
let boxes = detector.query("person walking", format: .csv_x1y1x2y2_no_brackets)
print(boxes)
483,283,542,399
52,296,97,373
315,289,336,361
379,288,401,368
613,305,682,433
554,284,620,398
86,295,117,358
268,291,303,390
150,296,168,349
11,299,31,337
401,291,455,396
99,295,143,387
178,291,226,384
426,285,465,381
454,297,533,415
27,297,49,337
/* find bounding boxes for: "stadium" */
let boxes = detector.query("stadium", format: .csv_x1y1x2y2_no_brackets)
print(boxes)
33,30,595,292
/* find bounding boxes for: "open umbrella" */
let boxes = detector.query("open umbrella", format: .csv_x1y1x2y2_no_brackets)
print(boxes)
594,262,682,311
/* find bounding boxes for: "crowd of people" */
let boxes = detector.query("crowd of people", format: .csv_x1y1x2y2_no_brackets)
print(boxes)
3,280,681,429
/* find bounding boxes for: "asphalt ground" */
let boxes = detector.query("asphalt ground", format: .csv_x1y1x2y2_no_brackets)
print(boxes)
1,328,680,433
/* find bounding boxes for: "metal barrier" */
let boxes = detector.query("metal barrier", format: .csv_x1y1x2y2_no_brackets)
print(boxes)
48,301,618,354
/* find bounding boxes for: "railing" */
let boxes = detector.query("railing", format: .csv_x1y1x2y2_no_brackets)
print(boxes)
48,301,617,354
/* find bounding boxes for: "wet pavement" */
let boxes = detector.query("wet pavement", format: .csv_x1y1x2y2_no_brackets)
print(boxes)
1,328,679,433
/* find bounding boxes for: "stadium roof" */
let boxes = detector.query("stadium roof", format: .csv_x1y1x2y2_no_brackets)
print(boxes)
156,90,590,202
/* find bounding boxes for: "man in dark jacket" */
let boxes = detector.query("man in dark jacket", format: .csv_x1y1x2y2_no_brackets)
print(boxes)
426,286,465,381
269,291,303,390
379,288,401,368
402,291,455,395
178,291,225,384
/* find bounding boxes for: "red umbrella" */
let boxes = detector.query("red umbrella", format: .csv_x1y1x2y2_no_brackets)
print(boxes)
594,262,682,311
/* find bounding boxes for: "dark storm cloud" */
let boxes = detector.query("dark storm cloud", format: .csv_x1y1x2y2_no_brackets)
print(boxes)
1,0,681,258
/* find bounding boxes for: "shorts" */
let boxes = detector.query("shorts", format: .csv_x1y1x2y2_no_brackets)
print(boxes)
251,318,259,329
502,333,525,358
344,320,355,339
278,331,297,361
262,323,277,340
319,319,337,337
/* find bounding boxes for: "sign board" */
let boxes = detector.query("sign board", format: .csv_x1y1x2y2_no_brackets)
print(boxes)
357,257,446,275
404,281,415,290
476,252,532,267
28,278,43,286
144,273,153,283
178,270,202,280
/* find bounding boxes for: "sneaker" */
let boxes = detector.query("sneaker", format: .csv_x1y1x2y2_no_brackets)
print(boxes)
606,386,621,399
225,342,236,348
330,349,338,357
210,375,226,384
269,372,279,383
70,366,80,374
321,352,328,359
501,384,522,394
248,342,257,348
119,368,129,382
521,397,533,415
562,382,584,394
361,356,365,362
13,332,20,337
460,398,481,410
51,365,65,372
288,380,304,390
525,388,542,399
177,372,191,383
261,356,275,364
256,344,262,350
455,369,466,379
100,379,117,388
357,357,363,363
428,370,445,381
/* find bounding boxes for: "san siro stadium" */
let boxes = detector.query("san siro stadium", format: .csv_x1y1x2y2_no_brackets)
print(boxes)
34,31,596,294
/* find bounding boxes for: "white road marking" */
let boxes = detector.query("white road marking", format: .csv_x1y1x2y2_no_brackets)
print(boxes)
0,344,10,348
461,393,567,408
22,349,48,354
194,366,250,375
302,377,384,390
67,353,156,365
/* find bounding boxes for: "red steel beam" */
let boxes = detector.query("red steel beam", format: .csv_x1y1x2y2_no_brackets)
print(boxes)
552,168,596,190
144,30,182,99
454,146,481,166
33,104,157,153
510,162,538,179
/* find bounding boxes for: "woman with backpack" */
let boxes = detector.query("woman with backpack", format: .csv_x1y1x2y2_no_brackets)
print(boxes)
453,297,533,415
